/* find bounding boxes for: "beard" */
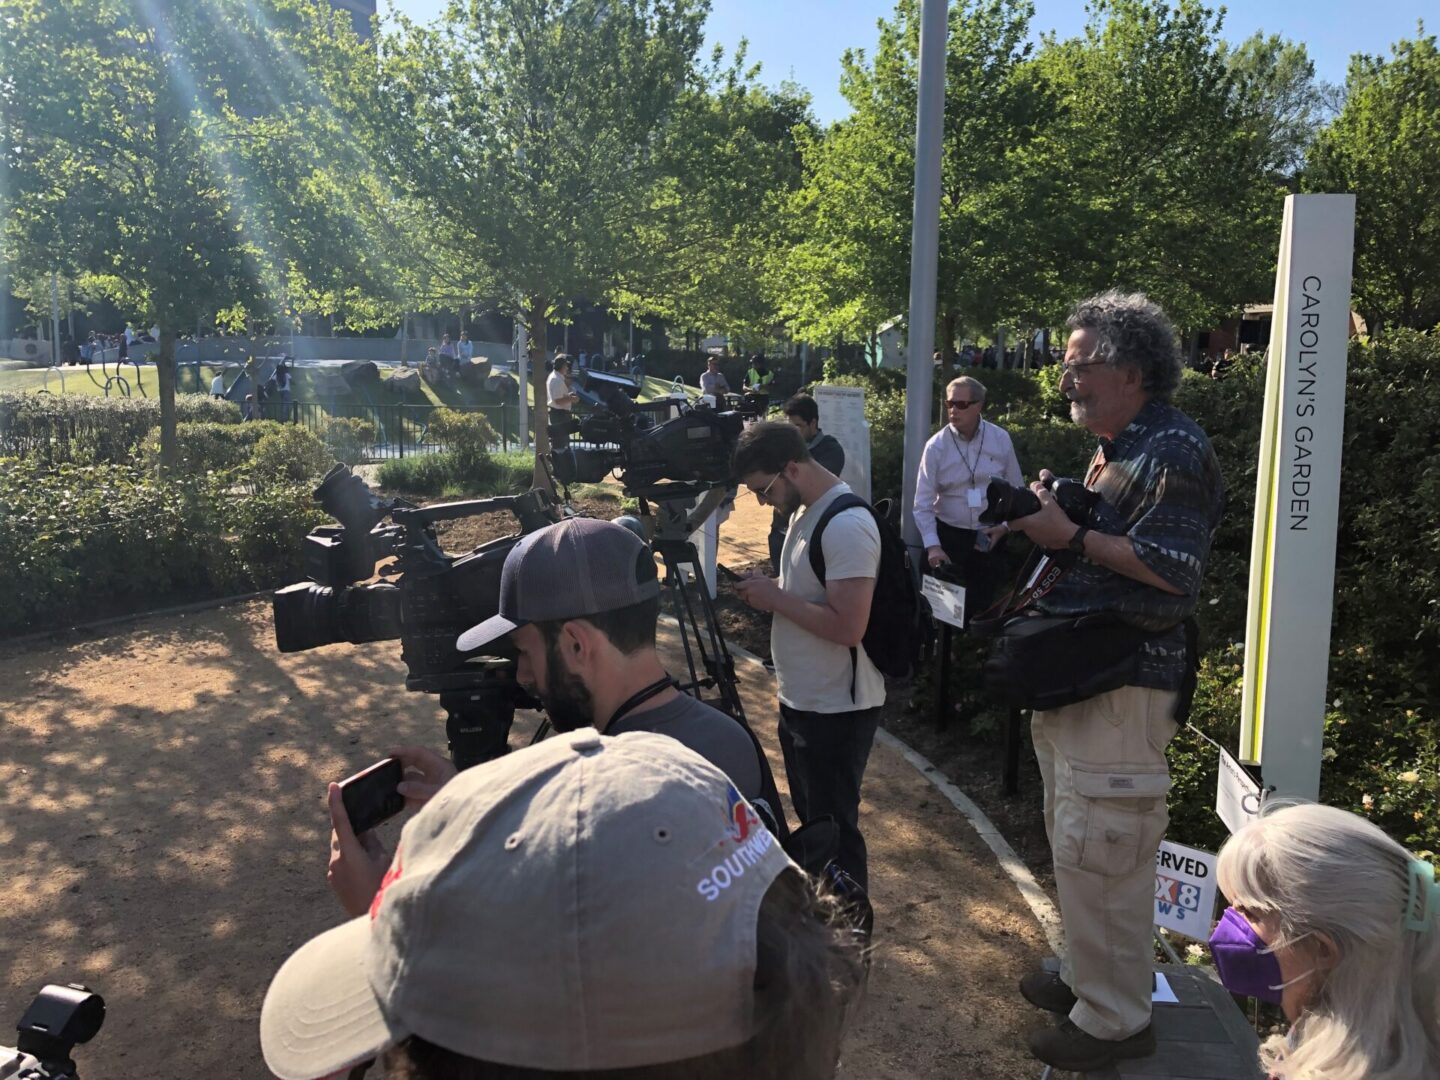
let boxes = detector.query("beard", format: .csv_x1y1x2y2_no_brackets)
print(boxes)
537,635,596,733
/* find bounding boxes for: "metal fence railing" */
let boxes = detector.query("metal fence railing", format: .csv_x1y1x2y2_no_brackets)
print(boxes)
285,401,521,461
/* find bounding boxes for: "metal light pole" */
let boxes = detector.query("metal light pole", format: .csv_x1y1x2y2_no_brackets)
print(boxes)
899,0,948,552
50,271,62,367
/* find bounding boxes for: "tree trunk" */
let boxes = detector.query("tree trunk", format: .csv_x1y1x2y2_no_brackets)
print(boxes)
529,300,554,492
157,326,178,469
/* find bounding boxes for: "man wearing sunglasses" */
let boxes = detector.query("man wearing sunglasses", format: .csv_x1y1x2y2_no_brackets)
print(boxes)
732,422,883,893
1007,291,1224,1073
912,375,1022,623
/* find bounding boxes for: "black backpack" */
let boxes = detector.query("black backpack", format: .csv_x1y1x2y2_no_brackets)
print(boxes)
808,493,927,695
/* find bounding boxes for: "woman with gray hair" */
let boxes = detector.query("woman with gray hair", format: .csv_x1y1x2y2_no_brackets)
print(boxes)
1211,803,1440,1079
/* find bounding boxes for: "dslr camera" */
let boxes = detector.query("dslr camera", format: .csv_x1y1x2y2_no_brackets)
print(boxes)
271,463,560,767
1,984,104,1080
979,474,1099,537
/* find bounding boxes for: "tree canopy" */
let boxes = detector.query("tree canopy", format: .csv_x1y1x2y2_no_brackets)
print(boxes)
1305,28,1440,333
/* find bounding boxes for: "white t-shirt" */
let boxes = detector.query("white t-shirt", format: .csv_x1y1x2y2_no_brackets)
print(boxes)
210,374,225,396
546,370,572,410
772,483,886,713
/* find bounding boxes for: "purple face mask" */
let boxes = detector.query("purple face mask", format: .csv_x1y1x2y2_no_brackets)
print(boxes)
1208,907,1287,1004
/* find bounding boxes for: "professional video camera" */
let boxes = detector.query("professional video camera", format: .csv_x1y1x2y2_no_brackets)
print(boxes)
551,370,745,495
0,984,104,1080
271,463,561,767
979,474,1099,534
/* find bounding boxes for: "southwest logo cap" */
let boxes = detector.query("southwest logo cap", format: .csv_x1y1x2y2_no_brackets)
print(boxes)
259,730,795,1079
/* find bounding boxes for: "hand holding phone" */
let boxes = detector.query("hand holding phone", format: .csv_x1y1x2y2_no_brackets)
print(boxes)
338,757,405,835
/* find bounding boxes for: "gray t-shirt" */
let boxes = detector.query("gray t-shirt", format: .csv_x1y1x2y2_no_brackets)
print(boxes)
608,692,762,802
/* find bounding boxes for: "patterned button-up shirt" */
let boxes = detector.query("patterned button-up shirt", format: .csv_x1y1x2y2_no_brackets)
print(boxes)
1035,398,1225,690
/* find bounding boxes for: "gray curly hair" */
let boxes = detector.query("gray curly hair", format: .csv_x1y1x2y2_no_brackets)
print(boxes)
1066,290,1182,401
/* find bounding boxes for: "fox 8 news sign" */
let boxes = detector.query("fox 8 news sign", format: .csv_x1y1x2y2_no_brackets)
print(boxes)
1153,840,1219,942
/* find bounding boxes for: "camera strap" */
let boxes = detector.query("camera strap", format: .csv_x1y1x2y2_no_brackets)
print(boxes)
606,675,678,730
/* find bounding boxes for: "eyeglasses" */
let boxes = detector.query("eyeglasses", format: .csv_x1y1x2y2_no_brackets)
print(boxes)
946,399,979,409
750,472,783,505
1061,358,1108,376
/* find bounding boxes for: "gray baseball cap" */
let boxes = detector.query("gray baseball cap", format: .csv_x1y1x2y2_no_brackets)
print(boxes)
259,730,796,1078
456,517,661,652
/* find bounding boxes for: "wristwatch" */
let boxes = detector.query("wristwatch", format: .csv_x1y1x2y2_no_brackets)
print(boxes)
1067,526,1090,557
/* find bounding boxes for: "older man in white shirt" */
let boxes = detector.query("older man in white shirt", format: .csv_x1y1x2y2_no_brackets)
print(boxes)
913,375,1023,623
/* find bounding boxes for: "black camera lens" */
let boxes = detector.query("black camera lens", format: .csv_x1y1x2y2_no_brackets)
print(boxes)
979,478,1042,524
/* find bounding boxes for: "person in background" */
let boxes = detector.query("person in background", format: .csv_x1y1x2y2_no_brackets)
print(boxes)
275,361,293,420
242,393,256,421
210,369,226,399
547,353,578,450
768,394,846,573
458,331,474,362
700,355,731,400
912,375,1021,623
1212,802,1440,1080
745,354,775,413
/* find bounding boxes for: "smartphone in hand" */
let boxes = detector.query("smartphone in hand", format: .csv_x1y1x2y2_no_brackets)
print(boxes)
339,757,405,835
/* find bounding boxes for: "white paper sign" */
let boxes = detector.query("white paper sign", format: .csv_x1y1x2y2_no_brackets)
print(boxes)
1153,840,1219,941
1216,748,1264,835
811,384,871,502
921,575,966,629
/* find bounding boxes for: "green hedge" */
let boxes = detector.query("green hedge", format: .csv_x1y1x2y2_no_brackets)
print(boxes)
0,392,240,465
0,459,327,634
375,446,532,498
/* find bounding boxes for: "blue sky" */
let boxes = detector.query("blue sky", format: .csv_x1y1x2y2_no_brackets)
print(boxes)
387,1,1432,125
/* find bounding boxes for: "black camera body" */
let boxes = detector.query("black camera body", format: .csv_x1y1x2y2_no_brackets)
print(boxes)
272,463,559,766
979,474,1099,533
552,371,744,496
1,984,104,1080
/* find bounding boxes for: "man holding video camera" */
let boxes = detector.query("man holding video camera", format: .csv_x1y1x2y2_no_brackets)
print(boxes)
325,517,777,918
1005,291,1224,1072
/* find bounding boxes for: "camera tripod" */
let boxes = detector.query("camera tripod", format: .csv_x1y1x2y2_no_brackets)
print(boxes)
633,483,748,724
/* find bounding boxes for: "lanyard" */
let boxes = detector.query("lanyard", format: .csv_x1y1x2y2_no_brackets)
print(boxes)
947,421,986,484
606,675,677,730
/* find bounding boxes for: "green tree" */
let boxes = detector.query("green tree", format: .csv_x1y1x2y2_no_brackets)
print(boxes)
1032,0,1288,333
337,0,789,481
0,0,371,465
769,0,1057,379
1305,29,1440,333
1222,33,1332,182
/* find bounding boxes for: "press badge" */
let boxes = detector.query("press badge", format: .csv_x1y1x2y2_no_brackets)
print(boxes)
967,487,984,509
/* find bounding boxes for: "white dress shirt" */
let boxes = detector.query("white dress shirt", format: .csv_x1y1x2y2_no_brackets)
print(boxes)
912,418,1023,547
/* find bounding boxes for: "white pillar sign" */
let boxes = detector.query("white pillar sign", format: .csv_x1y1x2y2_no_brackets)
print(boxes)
811,384,871,502
1240,194,1356,802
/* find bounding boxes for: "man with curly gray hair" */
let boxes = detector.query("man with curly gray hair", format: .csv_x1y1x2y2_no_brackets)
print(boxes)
1007,290,1225,1072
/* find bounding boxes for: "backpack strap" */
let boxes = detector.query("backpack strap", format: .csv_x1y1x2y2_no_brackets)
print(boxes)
806,492,870,703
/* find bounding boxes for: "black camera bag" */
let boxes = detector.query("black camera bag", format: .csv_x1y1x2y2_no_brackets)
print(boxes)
973,610,1155,712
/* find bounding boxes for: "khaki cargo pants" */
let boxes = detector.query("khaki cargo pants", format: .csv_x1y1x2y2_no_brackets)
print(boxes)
1032,684,1178,1040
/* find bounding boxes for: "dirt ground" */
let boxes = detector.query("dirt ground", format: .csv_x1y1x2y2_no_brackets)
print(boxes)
0,488,1054,1079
